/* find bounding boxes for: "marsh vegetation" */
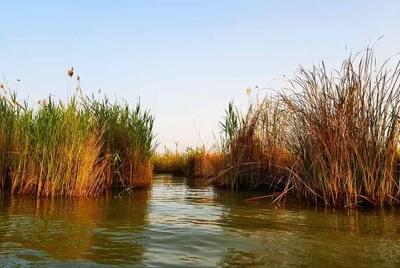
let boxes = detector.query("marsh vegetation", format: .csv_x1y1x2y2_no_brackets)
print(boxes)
0,88,155,197
213,50,400,208
1,50,400,209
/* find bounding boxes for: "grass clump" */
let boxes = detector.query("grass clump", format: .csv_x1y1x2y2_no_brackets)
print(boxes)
0,92,19,191
213,100,293,191
11,98,106,197
84,96,155,189
153,146,193,176
213,49,400,208
0,87,155,197
153,146,223,178
281,50,400,207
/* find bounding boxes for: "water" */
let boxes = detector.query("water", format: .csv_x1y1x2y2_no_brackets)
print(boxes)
0,175,400,267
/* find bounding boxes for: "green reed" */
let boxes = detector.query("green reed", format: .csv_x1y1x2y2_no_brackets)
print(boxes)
0,88,155,197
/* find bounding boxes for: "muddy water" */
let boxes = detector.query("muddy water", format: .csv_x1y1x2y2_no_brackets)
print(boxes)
0,175,399,267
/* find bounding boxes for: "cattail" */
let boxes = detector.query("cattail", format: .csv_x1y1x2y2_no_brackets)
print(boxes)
246,87,252,96
37,98,48,106
67,67,74,78
77,75,80,81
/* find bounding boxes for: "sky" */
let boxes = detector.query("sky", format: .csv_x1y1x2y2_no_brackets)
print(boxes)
1,1,400,151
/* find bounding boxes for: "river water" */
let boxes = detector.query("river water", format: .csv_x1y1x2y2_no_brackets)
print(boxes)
0,175,400,267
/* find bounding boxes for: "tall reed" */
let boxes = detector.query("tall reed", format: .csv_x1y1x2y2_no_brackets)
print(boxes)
0,92,19,191
10,97,107,197
0,87,155,197
153,146,222,178
282,50,400,207
83,96,155,189
214,99,292,190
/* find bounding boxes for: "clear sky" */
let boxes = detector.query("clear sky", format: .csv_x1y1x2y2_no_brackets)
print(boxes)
1,1,400,151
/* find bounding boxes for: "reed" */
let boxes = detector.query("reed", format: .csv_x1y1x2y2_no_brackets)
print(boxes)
153,146,223,178
153,146,192,176
281,50,400,207
0,88,155,197
0,91,19,191
213,100,293,190
213,49,400,208
83,96,155,189
10,97,107,197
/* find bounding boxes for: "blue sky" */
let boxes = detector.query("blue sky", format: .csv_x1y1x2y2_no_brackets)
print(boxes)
1,1,400,150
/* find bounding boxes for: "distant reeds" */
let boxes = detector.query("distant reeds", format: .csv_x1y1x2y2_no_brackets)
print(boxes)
153,147,193,176
0,88,155,197
153,146,223,178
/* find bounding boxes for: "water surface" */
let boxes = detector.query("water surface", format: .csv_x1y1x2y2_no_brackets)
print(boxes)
0,175,400,267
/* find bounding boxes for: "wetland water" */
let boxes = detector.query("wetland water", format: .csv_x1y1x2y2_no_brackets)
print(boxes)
0,175,400,267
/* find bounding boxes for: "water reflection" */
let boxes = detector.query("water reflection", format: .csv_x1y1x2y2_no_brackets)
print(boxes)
0,191,150,266
0,176,400,267
214,193,400,267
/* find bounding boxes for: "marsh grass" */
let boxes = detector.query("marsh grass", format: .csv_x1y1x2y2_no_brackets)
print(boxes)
280,50,400,207
153,146,223,178
214,50,400,208
213,99,293,191
153,147,193,176
83,96,155,189
0,92,19,191
10,98,107,197
0,88,155,197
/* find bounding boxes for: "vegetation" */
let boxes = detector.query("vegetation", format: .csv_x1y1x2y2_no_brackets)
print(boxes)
280,50,400,207
83,96,155,190
153,146,223,178
215,50,400,208
212,100,293,191
0,87,155,197
2,49,400,208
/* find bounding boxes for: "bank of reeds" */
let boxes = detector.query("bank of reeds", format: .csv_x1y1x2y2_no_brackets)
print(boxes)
215,50,400,207
0,88,155,197
0,93,18,191
212,100,293,190
83,96,155,189
280,50,400,207
153,146,223,178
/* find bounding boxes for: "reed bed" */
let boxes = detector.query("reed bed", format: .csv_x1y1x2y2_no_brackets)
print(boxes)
215,50,400,207
83,96,155,189
0,93,18,191
281,50,400,207
153,146,223,178
212,100,293,190
0,88,155,197
152,147,191,176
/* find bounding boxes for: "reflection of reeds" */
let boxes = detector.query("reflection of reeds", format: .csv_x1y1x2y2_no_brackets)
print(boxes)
0,193,150,264
217,204,400,267
0,197,106,260
0,88,155,197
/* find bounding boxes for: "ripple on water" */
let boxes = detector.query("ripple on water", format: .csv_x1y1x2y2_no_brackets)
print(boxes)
0,176,400,267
